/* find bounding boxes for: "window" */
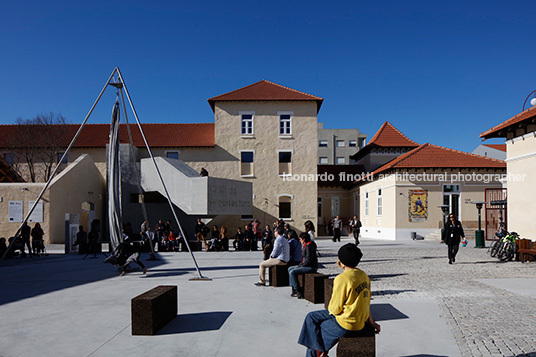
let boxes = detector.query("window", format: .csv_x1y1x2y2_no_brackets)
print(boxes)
166,151,179,160
364,192,369,216
319,157,328,164
279,112,292,135
241,214,254,220
331,196,340,217
336,157,345,164
278,151,292,175
4,153,14,165
318,197,322,217
57,152,68,164
319,140,328,147
349,140,357,147
279,195,292,219
240,112,254,135
240,151,254,176
336,140,345,147
377,189,382,216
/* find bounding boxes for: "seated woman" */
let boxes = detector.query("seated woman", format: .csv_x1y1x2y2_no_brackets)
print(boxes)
288,232,318,298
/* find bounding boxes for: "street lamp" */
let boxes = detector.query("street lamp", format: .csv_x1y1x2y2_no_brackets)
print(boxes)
471,201,487,248
438,204,450,243
522,90,536,111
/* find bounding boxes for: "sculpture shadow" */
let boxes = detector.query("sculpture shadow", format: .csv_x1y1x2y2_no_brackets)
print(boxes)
370,303,409,321
372,289,416,297
158,311,232,335
369,273,407,281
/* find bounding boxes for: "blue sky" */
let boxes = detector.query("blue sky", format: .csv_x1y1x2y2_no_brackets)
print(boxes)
1,0,535,153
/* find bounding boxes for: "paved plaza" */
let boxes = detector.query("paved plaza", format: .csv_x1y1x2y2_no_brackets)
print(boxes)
1,237,535,357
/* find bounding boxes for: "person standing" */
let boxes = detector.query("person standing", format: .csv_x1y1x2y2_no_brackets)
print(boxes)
31,223,44,256
332,215,342,242
442,213,465,264
262,225,273,260
348,216,362,245
20,222,32,257
298,244,380,356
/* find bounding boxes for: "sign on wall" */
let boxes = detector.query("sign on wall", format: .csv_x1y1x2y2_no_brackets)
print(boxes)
409,190,428,222
8,201,23,222
28,201,43,223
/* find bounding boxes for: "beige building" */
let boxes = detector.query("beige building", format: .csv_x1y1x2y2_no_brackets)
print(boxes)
317,122,506,240
0,80,323,243
481,104,536,239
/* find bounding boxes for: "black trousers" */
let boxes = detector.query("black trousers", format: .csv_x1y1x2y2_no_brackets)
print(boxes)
447,244,459,261
333,228,341,242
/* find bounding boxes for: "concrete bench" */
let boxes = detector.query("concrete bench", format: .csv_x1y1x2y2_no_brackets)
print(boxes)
298,273,329,304
131,285,177,335
269,264,289,287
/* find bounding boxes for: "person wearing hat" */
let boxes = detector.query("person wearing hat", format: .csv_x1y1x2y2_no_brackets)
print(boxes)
298,243,380,357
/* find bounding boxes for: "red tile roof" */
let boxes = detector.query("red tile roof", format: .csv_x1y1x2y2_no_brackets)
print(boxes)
480,105,536,139
207,80,324,112
356,143,506,182
0,123,215,148
482,144,506,152
367,121,420,148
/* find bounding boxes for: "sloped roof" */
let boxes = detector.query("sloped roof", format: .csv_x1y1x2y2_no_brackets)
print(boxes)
367,121,420,147
351,121,419,161
480,105,536,139
0,123,215,148
207,80,324,112
483,144,506,152
356,143,506,183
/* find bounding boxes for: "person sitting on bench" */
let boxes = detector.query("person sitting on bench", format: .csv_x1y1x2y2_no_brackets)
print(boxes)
298,243,380,357
255,225,289,286
288,232,318,299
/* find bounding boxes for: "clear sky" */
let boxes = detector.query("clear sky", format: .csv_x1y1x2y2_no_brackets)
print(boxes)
1,0,535,153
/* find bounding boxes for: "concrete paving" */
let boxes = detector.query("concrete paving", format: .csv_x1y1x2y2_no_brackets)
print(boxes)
0,237,535,357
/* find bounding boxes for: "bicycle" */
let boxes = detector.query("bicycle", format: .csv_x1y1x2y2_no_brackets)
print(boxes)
496,231,519,261
489,228,507,258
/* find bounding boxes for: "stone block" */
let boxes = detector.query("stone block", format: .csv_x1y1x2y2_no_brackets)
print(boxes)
303,273,329,304
337,335,376,357
269,264,289,287
131,285,177,335
324,278,334,309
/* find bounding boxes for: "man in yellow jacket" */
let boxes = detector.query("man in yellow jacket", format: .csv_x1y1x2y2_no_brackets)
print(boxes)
298,244,380,357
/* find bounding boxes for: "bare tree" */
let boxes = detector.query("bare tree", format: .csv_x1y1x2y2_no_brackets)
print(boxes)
5,113,70,182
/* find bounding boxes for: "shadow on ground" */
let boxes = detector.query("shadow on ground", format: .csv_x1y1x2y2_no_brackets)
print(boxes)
158,311,233,335
0,253,167,306
371,303,409,321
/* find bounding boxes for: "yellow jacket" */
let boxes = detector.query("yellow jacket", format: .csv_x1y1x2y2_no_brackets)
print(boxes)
328,268,371,331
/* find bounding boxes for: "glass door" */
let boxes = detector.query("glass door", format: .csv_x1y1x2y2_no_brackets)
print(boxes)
443,184,460,218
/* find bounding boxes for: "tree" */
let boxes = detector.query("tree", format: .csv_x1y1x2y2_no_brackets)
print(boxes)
5,113,70,182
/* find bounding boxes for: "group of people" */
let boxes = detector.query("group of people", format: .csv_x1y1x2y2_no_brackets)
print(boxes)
252,218,380,356
329,215,362,245
1,222,46,259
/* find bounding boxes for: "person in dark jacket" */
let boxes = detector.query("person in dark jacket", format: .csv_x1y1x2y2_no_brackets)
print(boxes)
288,232,318,298
442,213,465,264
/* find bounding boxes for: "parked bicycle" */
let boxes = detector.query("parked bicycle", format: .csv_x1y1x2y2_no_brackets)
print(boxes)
489,231,519,261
